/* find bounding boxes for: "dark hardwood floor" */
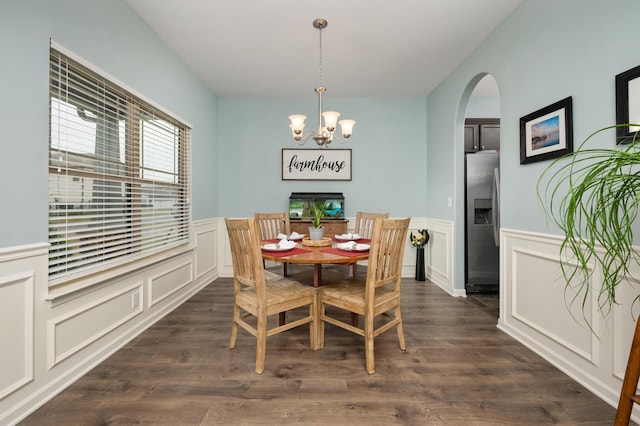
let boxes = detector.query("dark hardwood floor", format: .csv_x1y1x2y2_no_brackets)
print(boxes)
20,265,623,425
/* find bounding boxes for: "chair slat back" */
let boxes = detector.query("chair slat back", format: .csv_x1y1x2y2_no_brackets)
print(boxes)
254,212,291,240
366,217,410,292
354,212,389,239
225,218,265,294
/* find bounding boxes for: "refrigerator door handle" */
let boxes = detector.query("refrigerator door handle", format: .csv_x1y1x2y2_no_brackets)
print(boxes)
492,168,500,247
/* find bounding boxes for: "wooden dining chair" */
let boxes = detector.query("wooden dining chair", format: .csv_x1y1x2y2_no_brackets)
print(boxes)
224,217,318,374
254,212,291,276
351,212,389,276
318,217,410,374
354,211,389,239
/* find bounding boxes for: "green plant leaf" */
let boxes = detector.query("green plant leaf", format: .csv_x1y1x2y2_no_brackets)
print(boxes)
537,124,640,329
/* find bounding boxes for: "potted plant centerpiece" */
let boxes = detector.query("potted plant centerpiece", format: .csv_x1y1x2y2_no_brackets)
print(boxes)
308,199,327,241
537,124,639,423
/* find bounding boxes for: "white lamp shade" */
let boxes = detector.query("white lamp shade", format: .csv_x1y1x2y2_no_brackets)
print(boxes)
339,119,355,137
289,115,307,133
322,111,340,132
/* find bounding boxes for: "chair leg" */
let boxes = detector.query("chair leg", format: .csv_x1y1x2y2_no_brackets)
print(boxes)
615,316,640,425
396,306,406,351
318,301,326,349
351,262,357,277
364,314,375,374
255,313,267,374
310,293,319,350
229,304,239,349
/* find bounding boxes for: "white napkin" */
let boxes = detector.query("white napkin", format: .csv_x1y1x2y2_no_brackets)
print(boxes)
336,241,357,250
277,233,288,240
278,239,297,249
336,233,361,240
289,231,304,239
355,244,370,251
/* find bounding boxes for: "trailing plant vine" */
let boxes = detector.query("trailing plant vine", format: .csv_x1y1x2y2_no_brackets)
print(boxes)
537,124,640,320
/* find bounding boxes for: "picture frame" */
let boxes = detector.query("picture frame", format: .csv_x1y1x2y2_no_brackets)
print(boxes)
282,148,352,181
519,96,573,164
615,64,640,144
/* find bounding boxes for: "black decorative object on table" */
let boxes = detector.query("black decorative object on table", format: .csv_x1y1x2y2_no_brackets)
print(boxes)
410,229,429,281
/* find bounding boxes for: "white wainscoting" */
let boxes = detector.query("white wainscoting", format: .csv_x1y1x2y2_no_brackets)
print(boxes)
0,246,39,401
0,219,219,426
499,228,640,422
424,218,455,295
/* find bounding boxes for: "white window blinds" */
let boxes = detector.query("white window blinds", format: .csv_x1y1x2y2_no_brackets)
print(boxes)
48,47,191,285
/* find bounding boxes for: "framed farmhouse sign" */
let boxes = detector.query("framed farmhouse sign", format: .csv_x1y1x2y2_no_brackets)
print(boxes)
282,148,352,181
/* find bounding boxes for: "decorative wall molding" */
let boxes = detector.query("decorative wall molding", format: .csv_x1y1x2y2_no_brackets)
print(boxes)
47,282,144,369
148,260,193,308
425,218,455,295
0,271,34,399
499,228,640,417
195,226,217,280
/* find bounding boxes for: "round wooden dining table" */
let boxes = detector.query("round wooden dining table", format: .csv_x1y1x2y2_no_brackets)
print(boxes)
261,239,370,287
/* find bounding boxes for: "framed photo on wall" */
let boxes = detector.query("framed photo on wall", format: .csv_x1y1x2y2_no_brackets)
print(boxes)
520,96,573,164
615,64,640,144
282,148,352,181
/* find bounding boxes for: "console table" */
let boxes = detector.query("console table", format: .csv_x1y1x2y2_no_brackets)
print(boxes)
290,219,348,237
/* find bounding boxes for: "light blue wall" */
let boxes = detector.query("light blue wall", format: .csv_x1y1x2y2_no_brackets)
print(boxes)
0,0,218,249
217,97,427,218
466,96,500,118
427,0,640,289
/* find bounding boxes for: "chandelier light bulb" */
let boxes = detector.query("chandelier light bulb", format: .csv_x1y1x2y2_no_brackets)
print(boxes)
322,111,340,132
339,119,356,138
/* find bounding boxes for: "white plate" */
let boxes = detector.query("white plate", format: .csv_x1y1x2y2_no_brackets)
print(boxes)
337,243,370,252
261,244,295,252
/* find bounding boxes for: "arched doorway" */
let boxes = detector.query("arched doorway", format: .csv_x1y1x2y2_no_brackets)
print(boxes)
459,74,501,316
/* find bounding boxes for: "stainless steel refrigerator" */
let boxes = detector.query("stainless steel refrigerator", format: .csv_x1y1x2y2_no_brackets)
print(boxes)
465,150,500,293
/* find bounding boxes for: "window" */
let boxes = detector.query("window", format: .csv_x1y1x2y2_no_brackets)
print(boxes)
48,46,191,286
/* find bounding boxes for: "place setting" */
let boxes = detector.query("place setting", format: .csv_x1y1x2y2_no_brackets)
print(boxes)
321,239,370,257
261,232,310,257
332,233,371,243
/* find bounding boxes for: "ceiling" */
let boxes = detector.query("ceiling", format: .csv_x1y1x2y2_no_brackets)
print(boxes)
126,0,520,98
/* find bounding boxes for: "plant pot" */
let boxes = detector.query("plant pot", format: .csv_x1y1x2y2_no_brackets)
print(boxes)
309,227,324,241
415,247,425,281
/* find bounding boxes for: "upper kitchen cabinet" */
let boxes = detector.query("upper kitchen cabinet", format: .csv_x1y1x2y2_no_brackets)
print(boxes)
465,118,500,153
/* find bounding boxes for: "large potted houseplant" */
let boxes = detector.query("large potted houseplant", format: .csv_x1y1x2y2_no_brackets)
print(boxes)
308,199,327,241
537,124,639,424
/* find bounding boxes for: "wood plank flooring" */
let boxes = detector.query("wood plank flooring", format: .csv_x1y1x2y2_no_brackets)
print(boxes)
20,265,624,425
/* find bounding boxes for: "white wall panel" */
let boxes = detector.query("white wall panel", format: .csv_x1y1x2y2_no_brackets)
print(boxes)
425,219,455,295
149,260,193,307
0,271,34,399
47,283,143,369
511,246,597,363
194,219,217,280
613,275,640,380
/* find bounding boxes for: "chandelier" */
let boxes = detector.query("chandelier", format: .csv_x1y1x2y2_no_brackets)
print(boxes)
288,18,355,148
